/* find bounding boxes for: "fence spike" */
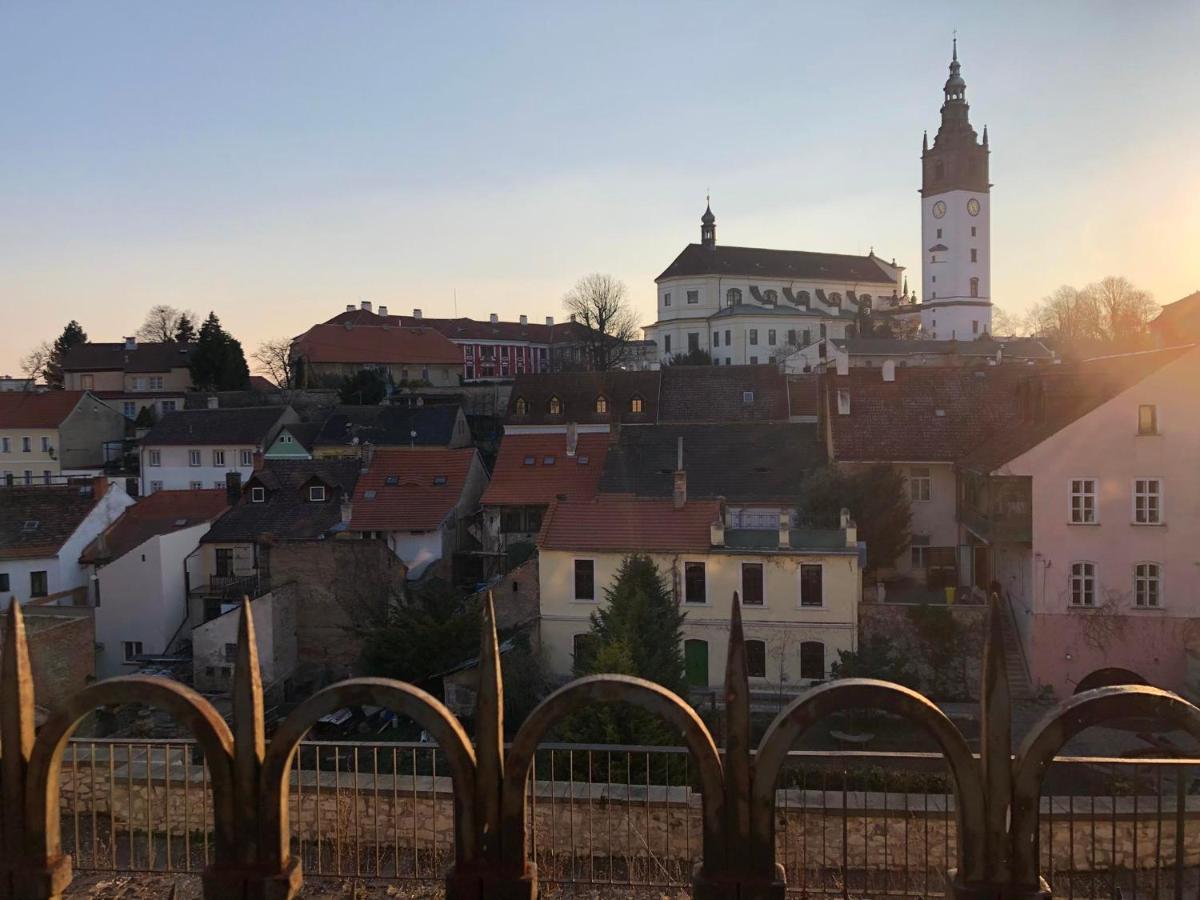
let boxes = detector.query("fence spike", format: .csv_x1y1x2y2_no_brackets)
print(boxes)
722,592,751,859
233,596,265,865
981,591,1013,884
1,600,36,866
474,591,504,862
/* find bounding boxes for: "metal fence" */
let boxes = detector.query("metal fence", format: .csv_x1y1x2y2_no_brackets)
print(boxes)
57,737,1200,897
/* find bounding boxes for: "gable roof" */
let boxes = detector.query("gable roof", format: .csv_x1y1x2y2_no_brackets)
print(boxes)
324,308,594,345
0,391,89,429
481,433,609,507
201,459,361,543
538,495,721,553
348,447,481,532
657,244,896,284
141,407,289,446
0,484,101,560
599,423,824,503
506,371,660,426
293,323,464,366
274,422,323,452
831,337,1053,359
659,365,789,423
60,341,193,373
314,405,463,448
80,489,228,564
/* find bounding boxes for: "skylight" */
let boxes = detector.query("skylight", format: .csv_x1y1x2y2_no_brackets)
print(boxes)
21,520,39,532
543,456,556,465
364,490,378,500
385,475,399,486
523,456,535,466
433,475,448,486
577,456,589,465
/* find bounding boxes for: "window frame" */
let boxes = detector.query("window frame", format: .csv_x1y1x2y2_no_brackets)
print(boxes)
683,561,708,605
148,449,161,467
686,289,699,305
212,449,226,467
1069,561,1096,608
740,562,765,607
745,639,767,678
1137,404,1159,436
748,329,758,346
799,563,824,608
573,558,596,602
250,486,266,503
909,467,933,502
123,640,144,662
188,449,202,467
1133,561,1162,608
1132,477,1163,525
799,640,825,681
29,570,48,598
1068,478,1098,525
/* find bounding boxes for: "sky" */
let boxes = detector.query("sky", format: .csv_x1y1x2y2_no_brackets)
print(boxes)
2,1,1198,375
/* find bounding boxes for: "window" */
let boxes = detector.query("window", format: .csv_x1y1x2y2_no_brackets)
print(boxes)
224,643,237,663
0,574,7,592
749,329,758,346
800,641,825,680
663,292,671,307
150,480,163,493
686,290,699,304
970,248,978,262
1138,405,1158,435
188,449,201,467
909,467,932,502
147,449,161,467
713,331,720,348
149,376,163,390
726,288,742,306
240,450,253,467
749,357,758,365
971,226,977,236
514,397,529,416
687,332,700,352
42,471,51,484
189,480,203,490
309,485,326,502
1134,562,1161,608
972,320,979,334
684,562,706,604
594,395,608,414
548,396,562,416
745,640,767,678
911,545,928,570
432,475,448,486
1069,479,1097,524
22,437,31,452
39,436,50,453
741,563,764,606
133,377,146,392
123,401,137,419
0,437,8,453
970,277,980,298
800,564,823,607
1134,478,1162,524
724,330,731,344
251,487,265,503
763,289,778,304
787,329,796,346
161,400,176,413
664,335,671,355
81,374,93,389
22,470,32,485
630,396,644,413
574,559,595,601
212,449,225,467
1070,562,1096,607
30,570,48,598
936,228,943,239
214,481,224,489
123,641,144,662
836,390,850,415
542,455,556,466
768,329,776,346
573,633,598,669
742,390,754,404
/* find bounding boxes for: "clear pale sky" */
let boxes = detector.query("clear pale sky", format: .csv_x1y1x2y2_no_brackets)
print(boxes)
2,2,1198,375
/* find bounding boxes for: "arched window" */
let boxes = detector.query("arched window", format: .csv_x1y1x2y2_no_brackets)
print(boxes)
828,292,842,306
796,291,810,306
548,396,562,416
514,397,528,416
630,395,644,413
726,288,742,307
799,641,825,681
970,277,980,298
594,395,608,414
762,289,778,305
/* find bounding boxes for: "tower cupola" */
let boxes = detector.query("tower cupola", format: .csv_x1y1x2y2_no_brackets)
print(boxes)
700,198,716,249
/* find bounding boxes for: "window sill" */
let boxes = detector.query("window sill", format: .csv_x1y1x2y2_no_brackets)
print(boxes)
570,598,597,605
1130,605,1163,611
798,604,826,611
1066,521,1100,527
1130,522,1166,527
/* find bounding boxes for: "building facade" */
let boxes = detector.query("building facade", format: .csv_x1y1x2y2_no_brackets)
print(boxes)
61,338,192,421
0,391,126,483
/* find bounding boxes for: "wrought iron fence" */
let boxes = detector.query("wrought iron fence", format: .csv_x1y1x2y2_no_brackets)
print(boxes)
7,592,1200,899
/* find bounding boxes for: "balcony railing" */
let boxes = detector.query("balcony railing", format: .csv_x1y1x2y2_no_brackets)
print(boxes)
188,574,271,602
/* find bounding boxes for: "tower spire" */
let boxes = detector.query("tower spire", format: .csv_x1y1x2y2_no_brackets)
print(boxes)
700,195,716,249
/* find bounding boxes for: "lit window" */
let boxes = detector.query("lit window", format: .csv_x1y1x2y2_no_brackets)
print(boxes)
1070,562,1096,607
1134,562,1161,608
594,395,608,413
745,639,767,678
800,564,823,607
630,396,644,413
1133,478,1162,524
1069,479,1097,524
909,467,932,502
548,396,562,416
514,397,529,416
1138,405,1158,435
309,485,326,502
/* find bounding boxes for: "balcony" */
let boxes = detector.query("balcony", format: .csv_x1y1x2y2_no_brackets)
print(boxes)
189,573,271,620
960,472,1032,544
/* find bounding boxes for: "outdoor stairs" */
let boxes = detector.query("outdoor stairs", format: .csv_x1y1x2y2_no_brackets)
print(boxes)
996,599,1034,701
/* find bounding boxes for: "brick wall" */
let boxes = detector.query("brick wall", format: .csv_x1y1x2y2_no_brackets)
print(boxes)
0,609,95,713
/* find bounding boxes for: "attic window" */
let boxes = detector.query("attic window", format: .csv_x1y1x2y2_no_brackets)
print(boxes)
250,487,265,503
577,456,589,465
514,397,529,416
174,518,188,526
21,520,39,532
630,396,645,413
742,391,754,404
542,456,556,466
523,456,535,466
385,475,399,486
594,395,608,414
935,409,946,418
837,390,851,415
309,485,327,502
433,475,448,486
364,490,377,500
548,396,562,416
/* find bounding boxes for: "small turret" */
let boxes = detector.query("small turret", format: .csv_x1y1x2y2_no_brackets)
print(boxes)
700,197,716,249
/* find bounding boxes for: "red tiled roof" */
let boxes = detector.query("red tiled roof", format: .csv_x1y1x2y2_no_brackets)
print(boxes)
0,391,88,429
0,485,102,560
293,324,464,366
538,495,721,553
348,448,481,532
505,371,660,425
324,309,593,345
659,365,789,423
787,375,819,418
481,433,609,507
80,489,229,564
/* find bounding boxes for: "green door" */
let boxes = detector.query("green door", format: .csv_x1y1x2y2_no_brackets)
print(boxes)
684,639,709,688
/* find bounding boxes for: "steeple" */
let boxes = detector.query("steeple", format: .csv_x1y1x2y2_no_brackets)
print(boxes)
700,195,716,249
922,35,988,196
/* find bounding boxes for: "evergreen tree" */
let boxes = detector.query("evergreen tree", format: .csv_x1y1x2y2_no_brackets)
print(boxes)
45,320,88,389
189,312,250,390
338,368,388,405
173,313,196,343
801,464,911,573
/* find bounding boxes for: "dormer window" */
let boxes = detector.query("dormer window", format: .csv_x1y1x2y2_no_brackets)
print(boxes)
630,396,644,413
542,456,556,466
594,395,608,413
514,397,529,416
385,475,400,485
523,456,535,466
762,289,778,305
726,288,742,307
250,487,265,503
829,292,841,305
309,485,326,502
363,490,377,500
548,396,562,416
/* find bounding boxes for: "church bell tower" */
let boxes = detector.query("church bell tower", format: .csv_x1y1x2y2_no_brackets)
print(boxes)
920,38,992,339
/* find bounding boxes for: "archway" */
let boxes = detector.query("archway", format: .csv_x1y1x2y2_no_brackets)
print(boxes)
1074,667,1147,694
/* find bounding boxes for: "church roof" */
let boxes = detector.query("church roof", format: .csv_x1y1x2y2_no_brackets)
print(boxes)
657,244,896,284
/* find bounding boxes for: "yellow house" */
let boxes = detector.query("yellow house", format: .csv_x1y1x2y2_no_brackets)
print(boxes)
537,493,861,693
0,391,126,483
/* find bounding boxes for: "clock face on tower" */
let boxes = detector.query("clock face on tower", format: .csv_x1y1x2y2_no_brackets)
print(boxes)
967,198,981,216
932,201,947,219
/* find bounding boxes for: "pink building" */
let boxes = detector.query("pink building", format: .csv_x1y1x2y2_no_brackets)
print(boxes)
962,345,1200,698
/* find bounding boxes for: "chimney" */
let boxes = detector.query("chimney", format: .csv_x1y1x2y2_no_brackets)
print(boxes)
207,395,219,410
340,497,353,526
672,437,687,509
346,304,355,312
519,314,528,326
841,509,858,547
565,422,578,457
710,517,725,547
835,353,849,376
90,475,109,498
840,508,851,528
361,300,373,313
570,313,576,323
413,308,423,319
124,336,136,351
882,360,896,382
490,313,499,324
545,316,554,327
778,510,791,549
252,450,264,471
225,471,242,505
378,305,388,317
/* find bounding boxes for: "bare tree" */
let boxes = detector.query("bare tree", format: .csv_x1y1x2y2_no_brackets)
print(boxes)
562,273,640,370
252,338,296,390
1090,276,1157,344
1024,277,1157,355
990,305,1025,337
136,304,196,343
19,341,52,388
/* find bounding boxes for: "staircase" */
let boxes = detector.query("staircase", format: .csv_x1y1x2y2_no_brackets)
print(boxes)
996,597,1034,700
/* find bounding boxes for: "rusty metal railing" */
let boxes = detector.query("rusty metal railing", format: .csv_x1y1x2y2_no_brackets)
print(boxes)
5,593,1200,898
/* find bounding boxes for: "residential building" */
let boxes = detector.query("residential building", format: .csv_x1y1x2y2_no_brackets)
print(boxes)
0,391,127,483
312,404,471,457
658,364,791,423
60,338,192,421
290,321,464,388
786,336,1053,374
958,345,1198,697
642,203,902,367
537,493,861,691
347,447,489,580
138,406,297,495
0,479,134,608
80,489,229,677
1150,291,1200,348
263,423,323,460
0,376,37,392
504,371,660,434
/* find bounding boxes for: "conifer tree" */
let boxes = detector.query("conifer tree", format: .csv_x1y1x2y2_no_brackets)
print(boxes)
189,312,250,390
173,313,196,343
44,320,88,389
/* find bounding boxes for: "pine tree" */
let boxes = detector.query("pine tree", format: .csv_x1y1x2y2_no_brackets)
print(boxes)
173,313,196,343
45,320,88,389
189,312,250,390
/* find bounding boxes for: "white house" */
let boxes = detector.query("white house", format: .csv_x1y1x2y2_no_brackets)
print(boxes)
139,405,296,495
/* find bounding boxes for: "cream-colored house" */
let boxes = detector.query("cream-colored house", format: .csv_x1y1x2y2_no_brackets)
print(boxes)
61,338,192,421
537,492,861,693
0,391,126,483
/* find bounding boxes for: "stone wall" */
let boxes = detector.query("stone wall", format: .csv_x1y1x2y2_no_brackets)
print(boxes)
0,608,95,713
